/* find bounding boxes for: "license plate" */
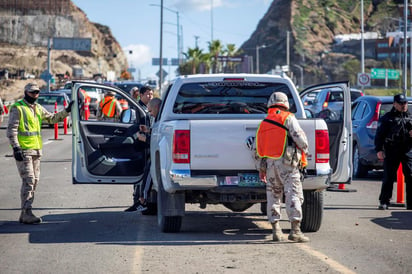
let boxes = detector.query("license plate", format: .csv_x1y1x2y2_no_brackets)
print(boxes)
238,173,265,187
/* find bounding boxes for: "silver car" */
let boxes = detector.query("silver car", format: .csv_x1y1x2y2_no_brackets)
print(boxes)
37,92,72,127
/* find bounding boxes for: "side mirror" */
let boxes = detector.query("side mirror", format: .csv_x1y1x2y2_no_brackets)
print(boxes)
120,108,136,123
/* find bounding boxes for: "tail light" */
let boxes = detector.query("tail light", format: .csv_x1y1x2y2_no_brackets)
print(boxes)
322,92,330,109
366,102,381,129
173,130,190,163
315,129,329,163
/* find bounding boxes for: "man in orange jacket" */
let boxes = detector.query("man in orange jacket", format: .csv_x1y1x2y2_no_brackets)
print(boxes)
254,92,309,242
97,90,122,122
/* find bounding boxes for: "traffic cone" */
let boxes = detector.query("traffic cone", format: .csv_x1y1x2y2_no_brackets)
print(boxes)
54,102,58,140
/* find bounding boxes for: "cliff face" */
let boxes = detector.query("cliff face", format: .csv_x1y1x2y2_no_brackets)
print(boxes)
241,0,400,86
0,0,127,81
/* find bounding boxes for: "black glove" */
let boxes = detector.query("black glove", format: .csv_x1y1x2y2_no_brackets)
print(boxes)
13,147,24,162
66,101,74,113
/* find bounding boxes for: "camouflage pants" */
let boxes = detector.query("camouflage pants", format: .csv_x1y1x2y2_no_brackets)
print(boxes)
266,159,304,223
15,154,41,209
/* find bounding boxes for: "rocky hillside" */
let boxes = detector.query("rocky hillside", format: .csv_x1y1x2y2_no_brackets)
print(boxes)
0,0,127,101
241,0,401,86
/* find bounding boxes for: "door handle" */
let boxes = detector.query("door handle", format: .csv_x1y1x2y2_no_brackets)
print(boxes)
114,129,125,135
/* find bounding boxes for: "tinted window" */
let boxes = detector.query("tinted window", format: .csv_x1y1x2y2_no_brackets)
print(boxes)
352,101,366,120
379,103,393,118
350,91,363,101
173,82,295,114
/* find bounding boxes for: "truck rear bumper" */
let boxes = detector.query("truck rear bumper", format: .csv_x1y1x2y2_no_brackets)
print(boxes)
164,168,331,193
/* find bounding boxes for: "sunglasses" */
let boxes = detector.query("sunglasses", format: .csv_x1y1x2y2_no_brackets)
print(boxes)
28,90,40,94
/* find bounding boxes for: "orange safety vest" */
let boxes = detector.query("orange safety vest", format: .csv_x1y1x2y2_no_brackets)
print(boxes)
99,96,117,118
256,107,291,159
119,98,128,110
80,89,91,109
256,107,308,167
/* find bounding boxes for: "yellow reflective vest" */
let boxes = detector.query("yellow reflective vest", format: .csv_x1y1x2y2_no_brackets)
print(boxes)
12,100,43,150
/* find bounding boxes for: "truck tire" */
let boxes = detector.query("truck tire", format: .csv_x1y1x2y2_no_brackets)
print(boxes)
157,184,182,232
301,190,323,232
223,202,254,212
353,144,368,178
156,157,183,232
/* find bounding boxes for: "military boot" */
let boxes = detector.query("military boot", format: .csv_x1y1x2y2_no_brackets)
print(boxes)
271,221,283,242
288,221,309,242
19,208,42,224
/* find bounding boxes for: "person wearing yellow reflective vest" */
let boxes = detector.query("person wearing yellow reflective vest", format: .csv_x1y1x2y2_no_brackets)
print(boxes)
254,91,309,242
97,90,122,122
6,83,73,224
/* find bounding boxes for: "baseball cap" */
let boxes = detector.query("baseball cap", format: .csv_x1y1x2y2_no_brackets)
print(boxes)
24,83,40,93
394,93,407,104
267,92,290,109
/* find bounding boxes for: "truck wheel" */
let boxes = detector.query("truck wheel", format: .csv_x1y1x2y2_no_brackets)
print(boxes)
156,158,182,232
301,190,323,232
353,145,368,178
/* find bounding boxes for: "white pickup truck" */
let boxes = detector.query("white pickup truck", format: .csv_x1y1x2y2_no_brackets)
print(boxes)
71,74,352,233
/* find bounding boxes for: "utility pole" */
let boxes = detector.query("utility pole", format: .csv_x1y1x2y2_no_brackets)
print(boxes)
210,0,214,42
361,0,365,74
194,35,200,48
159,0,163,92
403,0,408,95
286,31,290,70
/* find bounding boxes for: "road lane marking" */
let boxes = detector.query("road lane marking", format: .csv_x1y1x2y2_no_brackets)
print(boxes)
254,220,356,274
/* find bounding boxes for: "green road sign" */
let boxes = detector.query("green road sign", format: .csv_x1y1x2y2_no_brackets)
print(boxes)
371,68,400,80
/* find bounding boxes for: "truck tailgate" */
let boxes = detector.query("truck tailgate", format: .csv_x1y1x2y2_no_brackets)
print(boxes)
190,120,259,170
190,118,323,171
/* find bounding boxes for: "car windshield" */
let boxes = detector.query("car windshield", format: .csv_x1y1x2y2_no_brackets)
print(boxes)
38,95,65,105
173,81,295,114
115,83,142,92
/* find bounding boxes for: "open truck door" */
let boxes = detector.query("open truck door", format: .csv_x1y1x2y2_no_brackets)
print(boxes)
300,81,352,184
71,81,149,184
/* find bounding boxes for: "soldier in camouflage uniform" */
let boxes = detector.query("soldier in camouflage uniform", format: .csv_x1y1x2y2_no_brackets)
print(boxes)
254,92,309,242
7,83,73,224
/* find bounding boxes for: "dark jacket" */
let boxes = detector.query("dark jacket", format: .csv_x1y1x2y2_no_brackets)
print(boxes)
375,107,412,154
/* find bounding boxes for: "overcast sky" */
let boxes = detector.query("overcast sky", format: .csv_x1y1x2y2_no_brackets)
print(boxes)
71,0,272,81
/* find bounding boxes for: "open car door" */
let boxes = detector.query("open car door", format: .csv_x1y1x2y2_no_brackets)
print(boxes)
300,81,352,184
72,82,149,184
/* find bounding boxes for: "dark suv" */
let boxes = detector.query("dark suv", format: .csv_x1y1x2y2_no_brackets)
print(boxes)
351,95,412,178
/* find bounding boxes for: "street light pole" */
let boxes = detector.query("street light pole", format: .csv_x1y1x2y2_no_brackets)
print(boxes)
293,64,304,89
256,44,266,74
150,4,181,65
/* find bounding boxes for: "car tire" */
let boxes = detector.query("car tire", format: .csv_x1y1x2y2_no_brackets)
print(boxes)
353,144,368,178
301,190,323,232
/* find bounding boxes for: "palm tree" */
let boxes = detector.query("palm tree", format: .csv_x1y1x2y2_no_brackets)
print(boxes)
181,47,204,74
223,43,243,73
208,40,223,73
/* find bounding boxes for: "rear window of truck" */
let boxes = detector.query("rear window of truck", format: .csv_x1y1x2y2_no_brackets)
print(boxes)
173,82,295,114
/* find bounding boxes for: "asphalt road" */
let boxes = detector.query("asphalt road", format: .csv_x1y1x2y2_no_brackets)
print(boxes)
0,122,412,274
